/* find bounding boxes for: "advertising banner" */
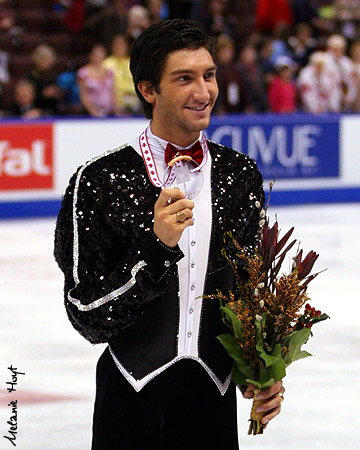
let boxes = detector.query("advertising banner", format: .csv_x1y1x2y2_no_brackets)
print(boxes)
206,115,340,180
0,123,53,191
0,114,359,218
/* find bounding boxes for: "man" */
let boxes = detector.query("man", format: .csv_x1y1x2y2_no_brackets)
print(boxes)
54,19,284,449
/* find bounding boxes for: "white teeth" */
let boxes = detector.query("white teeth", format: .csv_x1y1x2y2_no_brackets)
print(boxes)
187,105,207,111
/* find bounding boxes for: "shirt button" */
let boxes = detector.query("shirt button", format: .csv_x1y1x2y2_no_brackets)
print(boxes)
191,240,196,246
191,284,195,291
187,331,192,337
191,262,195,268
164,260,170,268
189,308,194,314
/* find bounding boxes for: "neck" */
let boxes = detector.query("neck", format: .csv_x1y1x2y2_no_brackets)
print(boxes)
150,122,201,148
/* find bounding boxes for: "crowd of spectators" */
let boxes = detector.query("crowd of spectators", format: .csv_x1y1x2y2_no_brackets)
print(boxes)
2,0,360,118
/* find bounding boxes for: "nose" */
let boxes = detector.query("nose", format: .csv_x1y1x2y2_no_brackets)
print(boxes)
193,78,211,103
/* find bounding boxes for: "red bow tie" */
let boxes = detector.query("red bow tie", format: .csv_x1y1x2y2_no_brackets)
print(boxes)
164,141,204,167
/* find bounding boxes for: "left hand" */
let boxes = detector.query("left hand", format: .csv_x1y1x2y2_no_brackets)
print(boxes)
243,380,285,427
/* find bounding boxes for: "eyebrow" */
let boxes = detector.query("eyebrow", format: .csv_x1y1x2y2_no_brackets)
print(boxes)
169,65,217,76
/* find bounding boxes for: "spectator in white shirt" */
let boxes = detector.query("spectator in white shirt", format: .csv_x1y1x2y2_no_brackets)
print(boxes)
297,51,336,113
324,34,357,111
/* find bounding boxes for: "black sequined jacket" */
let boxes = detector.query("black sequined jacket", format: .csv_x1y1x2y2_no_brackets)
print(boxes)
54,141,264,384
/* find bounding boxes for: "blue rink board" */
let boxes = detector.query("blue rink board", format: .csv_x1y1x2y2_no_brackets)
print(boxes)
206,114,340,180
1,187,359,219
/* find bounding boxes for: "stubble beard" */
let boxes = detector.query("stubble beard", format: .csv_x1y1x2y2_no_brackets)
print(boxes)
176,107,212,135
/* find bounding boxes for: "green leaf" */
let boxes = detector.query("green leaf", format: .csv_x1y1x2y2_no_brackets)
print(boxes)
255,315,281,369
217,334,247,367
259,366,269,384
294,350,312,361
236,364,254,380
272,343,282,357
260,378,276,389
220,306,242,340
282,328,312,367
232,366,248,385
268,344,286,381
245,378,275,390
269,363,286,382
311,313,330,325
217,334,253,380
217,333,240,358
256,342,281,368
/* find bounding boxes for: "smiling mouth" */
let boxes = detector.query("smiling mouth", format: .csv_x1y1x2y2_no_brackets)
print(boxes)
185,104,209,112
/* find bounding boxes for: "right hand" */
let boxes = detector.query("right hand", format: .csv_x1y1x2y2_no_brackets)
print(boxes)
153,187,194,248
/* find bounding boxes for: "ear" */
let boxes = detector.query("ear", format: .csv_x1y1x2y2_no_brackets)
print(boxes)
137,81,156,105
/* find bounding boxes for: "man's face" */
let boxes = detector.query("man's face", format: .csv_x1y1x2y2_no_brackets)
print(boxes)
331,44,344,59
150,47,218,146
15,82,35,107
113,36,128,58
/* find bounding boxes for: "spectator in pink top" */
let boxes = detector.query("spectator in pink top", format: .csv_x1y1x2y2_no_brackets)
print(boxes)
77,43,117,117
268,56,297,113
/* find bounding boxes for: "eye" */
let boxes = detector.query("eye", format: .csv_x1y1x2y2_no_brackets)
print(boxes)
178,75,191,82
204,71,216,80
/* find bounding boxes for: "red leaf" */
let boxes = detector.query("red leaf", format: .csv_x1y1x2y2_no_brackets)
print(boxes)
275,227,294,255
262,221,278,258
293,249,303,268
298,250,319,279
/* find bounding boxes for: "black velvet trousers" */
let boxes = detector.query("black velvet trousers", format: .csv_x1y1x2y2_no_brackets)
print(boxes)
91,347,239,450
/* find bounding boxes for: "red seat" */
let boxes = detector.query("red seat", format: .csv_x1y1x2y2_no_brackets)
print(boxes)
8,53,33,78
72,32,93,54
44,11,67,33
16,10,46,33
47,33,74,54
21,33,44,53
0,79,16,109
0,33,14,52
54,53,73,73
17,0,43,9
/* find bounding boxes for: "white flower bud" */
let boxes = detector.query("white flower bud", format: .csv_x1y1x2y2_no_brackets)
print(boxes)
262,332,267,339
259,300,264,308
257,282,265,289
269,181,274,189
255,201,261,208
254,288,259,296
259,219,265,227
256,314,262,322
260,209,266,218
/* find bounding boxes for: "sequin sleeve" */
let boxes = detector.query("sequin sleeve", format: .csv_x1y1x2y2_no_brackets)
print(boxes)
206,141,265,274
54,149,184,344
224,149,265,269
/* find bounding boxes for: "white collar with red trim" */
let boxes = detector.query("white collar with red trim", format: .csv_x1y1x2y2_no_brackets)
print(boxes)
138,126,209,188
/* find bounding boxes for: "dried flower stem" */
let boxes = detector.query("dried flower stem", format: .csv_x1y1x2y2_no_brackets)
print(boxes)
248,388,266,435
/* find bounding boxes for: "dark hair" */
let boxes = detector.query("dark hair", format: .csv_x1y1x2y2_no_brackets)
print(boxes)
130,19,216,119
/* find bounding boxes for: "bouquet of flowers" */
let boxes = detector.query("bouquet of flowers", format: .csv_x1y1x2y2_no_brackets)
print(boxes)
211,191,329,435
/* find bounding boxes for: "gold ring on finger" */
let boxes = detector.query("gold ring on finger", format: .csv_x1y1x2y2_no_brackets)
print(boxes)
278,392,284,402
176,210,186,222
